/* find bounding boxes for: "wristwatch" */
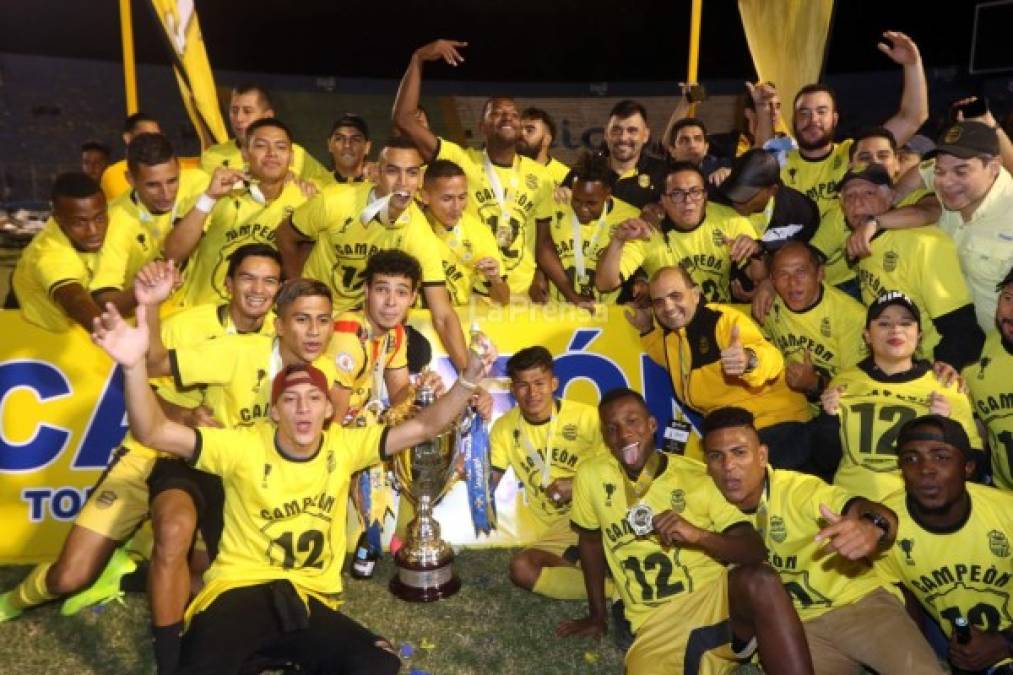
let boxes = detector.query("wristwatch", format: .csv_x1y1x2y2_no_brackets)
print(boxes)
860,511,890,542
743,348,759,375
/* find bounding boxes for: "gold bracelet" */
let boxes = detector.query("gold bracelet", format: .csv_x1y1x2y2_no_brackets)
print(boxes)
457,377,479,392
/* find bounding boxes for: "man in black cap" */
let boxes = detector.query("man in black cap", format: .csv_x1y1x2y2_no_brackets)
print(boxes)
327,114,371,184
716,148,819,252
835,162,984,369
849,119,1013,333
879,414,1013,674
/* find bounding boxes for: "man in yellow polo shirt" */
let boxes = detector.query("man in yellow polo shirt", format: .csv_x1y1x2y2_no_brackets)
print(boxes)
392,39,555,298
277,137,470,370
9,172,124,331
200,82,332,190
702,406,944,674
597,163,765,304
167,118,307,309
100,112,161,201
91,133,208,303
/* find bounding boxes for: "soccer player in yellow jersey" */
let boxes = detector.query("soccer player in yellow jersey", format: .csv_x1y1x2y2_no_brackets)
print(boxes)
165,118,307,310
821,293,982,501
702,406,945,674
964,269,1013,490
392,39,555,298
487,347,606,600
419,159,510,306
765,32,927,217
0,248,281,646
557,388,814,675
541,153,639,306
278,137,470,370
837,163,984,368
91,133,208,303
518,107,570,187
82,295,497,674
10,172,131,331
765,244,867,452
597,163,765,304
100,112,161,201
882,415,1013,673
200,82,332,190
629,265,813,473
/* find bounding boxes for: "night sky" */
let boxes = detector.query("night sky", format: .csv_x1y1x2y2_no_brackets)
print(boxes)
0,1,987,83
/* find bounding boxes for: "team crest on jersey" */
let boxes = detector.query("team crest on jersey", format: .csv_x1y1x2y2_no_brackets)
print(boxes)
898,538,915,564
670,489,686,513
253,369,268,393
525,173,539,190
884,251,899,272
977,356,991,379
562,424,578,441
335,352,355,373
604,483,616,506
820,317,832,338
989,530,1010,558
637,173,651,189
832,155,843,170
327,450,336,474
768,516,787,543
711,229,726,247
261,464,273,489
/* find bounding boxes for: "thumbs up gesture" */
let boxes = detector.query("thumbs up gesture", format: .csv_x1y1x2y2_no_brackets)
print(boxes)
814,503,888,560
720,324,750,377
786,349,821,395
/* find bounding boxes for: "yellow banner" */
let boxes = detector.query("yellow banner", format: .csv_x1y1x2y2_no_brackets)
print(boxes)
737,0,835,123
149,0,228,149
0,304,698,562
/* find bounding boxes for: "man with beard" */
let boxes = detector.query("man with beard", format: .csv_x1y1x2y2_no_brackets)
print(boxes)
91,133,208,308
880,415,1013,673
764,31,927,217
964,267,1013,490
201,82,332,190
392,39,554,299
166,118,308,310
519,107,570,187
327,113,371,184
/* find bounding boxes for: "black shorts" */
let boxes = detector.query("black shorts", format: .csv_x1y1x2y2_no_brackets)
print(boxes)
178,581,400,675
147,458,225,559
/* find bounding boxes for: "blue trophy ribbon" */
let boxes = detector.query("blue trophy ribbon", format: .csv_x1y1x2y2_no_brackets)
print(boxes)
458,409,496,535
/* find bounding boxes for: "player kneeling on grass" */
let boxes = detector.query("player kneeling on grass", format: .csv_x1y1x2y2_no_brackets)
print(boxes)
557,388,814,675
488,346,608,599
88,300,496,675
702,406,945,674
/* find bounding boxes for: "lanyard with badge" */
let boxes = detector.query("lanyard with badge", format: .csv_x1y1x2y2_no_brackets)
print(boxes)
625,451,664,536
571,206,610,286
133,191,180,242
483,151,520,248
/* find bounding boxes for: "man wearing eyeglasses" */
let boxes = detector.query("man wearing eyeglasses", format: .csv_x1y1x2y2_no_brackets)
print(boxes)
596,163,766,304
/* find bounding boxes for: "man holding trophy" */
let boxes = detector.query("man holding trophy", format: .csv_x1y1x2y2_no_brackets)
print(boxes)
89,296,498,674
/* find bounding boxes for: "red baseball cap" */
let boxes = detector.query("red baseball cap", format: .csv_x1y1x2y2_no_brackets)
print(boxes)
271,364,329,405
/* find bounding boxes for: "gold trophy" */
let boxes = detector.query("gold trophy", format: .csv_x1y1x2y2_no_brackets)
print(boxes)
388,382,470,601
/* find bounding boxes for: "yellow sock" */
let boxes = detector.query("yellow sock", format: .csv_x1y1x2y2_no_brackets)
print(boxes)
532,565,588,600
11,563,56,610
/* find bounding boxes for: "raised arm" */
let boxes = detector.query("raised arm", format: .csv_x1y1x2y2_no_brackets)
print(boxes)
595,218,651,293
879,31,929,147
383,335,496,456
91,303,197,458
162,167,244,264
132,260,180,377
392,40,467,163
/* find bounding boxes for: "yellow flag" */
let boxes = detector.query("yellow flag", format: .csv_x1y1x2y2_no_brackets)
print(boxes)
737,0,835,131
149,0,228,149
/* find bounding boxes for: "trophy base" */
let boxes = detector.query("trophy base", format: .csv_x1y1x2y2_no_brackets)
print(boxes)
389,554,461,602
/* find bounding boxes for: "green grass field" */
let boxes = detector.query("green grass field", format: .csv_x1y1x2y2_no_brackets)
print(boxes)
0,549,627,674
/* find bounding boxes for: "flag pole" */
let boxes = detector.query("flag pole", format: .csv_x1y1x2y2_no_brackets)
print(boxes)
119,0,139,115
687,0,703,116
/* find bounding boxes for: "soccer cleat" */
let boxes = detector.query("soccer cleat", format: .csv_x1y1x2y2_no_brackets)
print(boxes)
0,591,22,622
60,547,137,616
